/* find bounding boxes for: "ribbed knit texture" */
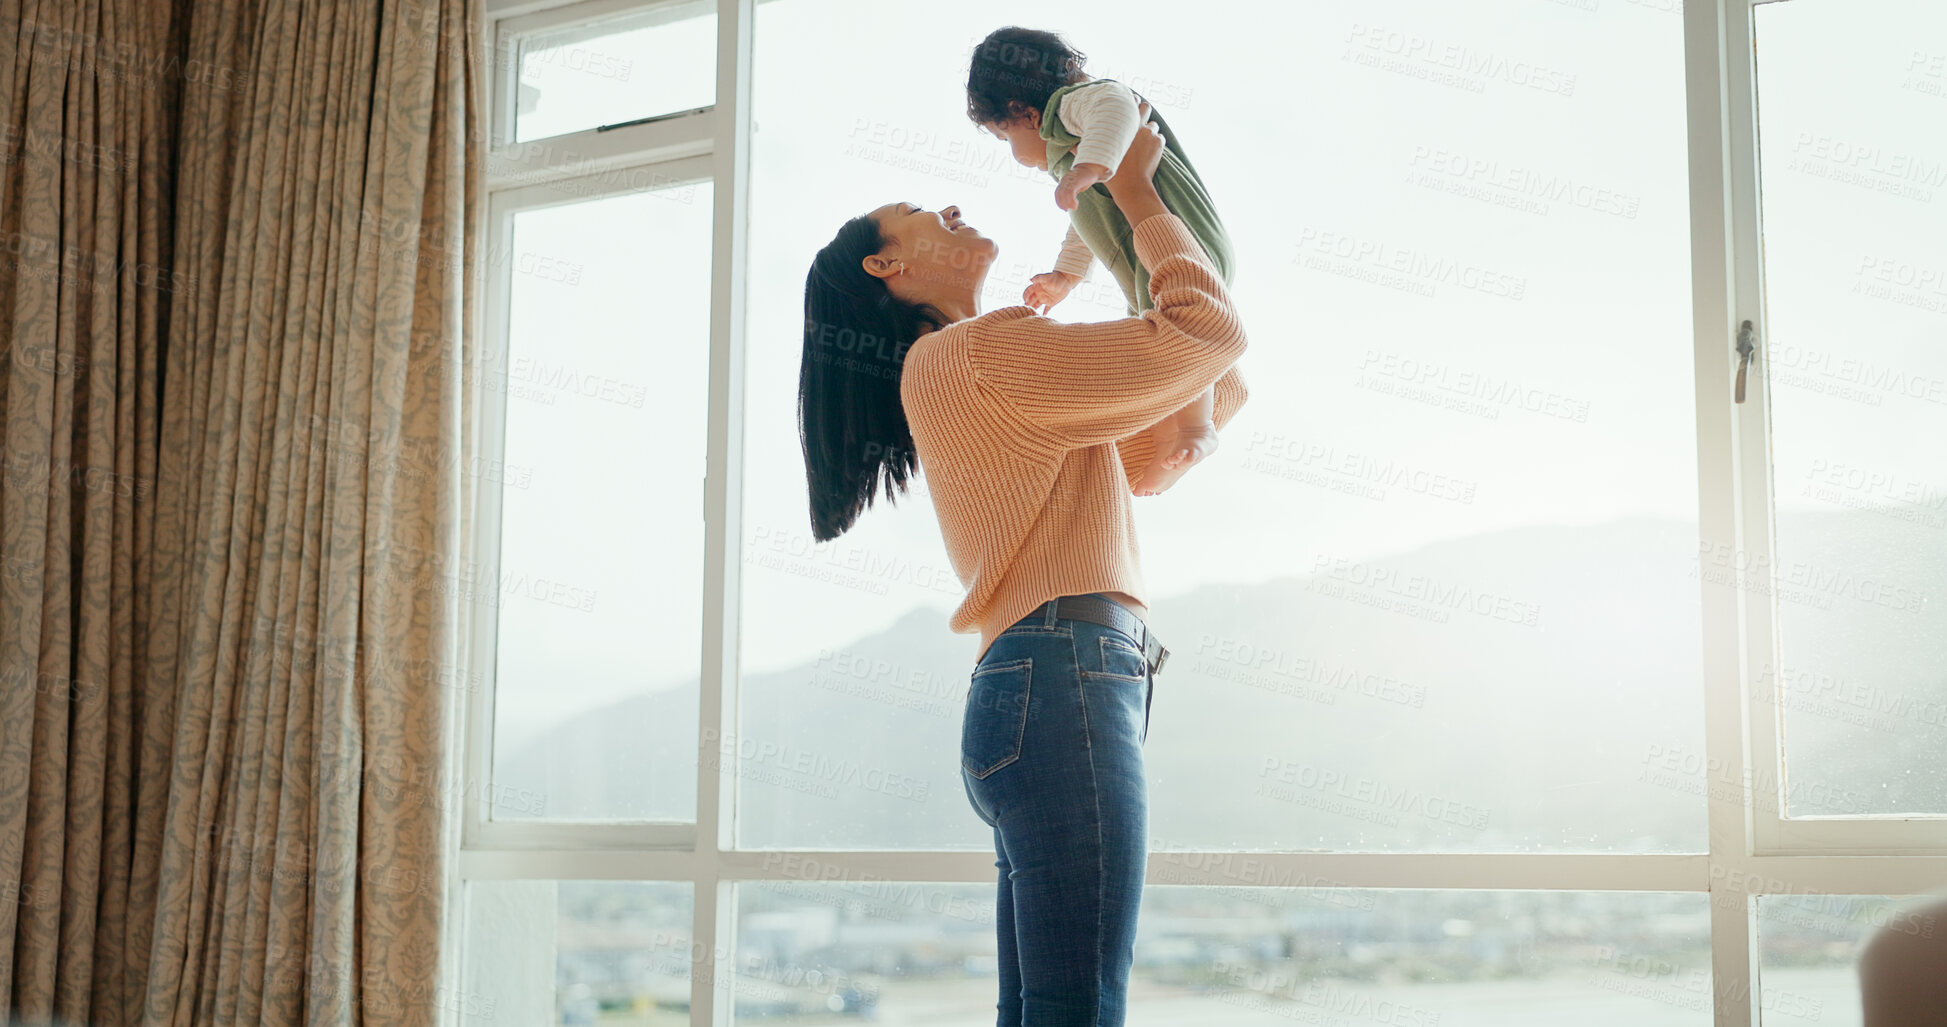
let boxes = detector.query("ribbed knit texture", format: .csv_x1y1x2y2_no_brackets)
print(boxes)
899,213,1249,661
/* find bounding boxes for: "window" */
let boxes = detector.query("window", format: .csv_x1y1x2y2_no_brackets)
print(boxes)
728,883,1716,1025
1744,0,1947,828
450,0,1947,1023
487,177,715,827
507,0,719,142
463,882,695,1023
738,0,1705,856
1755,894,1928,1027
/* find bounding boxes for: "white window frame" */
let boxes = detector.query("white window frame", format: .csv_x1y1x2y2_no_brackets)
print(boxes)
1724,0,1947,860
439,2,1947,1025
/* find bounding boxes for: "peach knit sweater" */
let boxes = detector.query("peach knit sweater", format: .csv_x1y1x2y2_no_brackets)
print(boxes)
899,212,1250,661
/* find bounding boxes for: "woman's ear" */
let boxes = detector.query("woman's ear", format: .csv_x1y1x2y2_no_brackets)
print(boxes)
861,253,904,280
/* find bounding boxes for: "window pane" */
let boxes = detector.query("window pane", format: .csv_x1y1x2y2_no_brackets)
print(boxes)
733,882,1711,1025
514,1,718,143
491,179,714,822
1751,0,1947,817
1756,893,1931,1027
743,0,1702,850
464,881,694,1025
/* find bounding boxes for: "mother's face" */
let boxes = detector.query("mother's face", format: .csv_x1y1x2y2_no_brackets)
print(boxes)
861,202,998,296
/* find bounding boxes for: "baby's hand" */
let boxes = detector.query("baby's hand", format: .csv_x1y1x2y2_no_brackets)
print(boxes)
1023,270,1082,312
1054,162,1111,211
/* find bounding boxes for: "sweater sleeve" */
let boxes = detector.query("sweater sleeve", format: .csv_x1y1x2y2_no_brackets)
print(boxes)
1112,364,1249,492
1053,224,1094,278
1057,80,1143,177
966,212,1247,447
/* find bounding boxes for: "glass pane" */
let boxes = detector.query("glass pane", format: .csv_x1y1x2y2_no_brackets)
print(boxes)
464,881,694,1025
734,883,1711,1025
514,1,718,143
743,0,1703,850
1756,893,1931,1027
491,179,714,822
1751,0,1947,817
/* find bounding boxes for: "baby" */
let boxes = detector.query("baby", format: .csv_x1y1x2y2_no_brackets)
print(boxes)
967,26,1238,496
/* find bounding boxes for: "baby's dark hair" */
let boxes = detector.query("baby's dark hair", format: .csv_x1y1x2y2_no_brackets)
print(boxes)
966,27,1087,126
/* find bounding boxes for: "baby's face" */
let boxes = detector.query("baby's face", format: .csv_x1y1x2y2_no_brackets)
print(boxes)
983,116,1047,171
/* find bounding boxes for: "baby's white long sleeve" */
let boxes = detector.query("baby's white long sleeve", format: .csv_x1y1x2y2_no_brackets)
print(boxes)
1054,225,1093,278
1056,79,1143,179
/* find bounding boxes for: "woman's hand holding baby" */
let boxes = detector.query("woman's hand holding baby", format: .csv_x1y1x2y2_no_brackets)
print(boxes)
1104,102,1167,225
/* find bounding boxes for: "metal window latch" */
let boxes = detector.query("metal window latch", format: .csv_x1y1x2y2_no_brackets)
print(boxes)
1734,320,1757,403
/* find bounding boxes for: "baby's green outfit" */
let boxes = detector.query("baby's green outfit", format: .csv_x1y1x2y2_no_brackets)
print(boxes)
1041,79,1237,316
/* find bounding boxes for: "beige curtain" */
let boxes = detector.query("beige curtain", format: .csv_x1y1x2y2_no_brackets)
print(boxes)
0,0,187,1020
0,0,482,1021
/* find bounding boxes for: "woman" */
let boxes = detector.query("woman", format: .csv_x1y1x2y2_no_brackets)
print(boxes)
798,113,1248,1025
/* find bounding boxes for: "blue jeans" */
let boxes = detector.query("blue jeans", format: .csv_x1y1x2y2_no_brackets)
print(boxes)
960,597,1154,1026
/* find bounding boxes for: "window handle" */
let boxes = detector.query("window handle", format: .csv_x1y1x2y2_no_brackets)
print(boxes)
1734,319,1757,404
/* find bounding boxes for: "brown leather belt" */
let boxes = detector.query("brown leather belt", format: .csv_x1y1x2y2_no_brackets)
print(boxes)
1026,592,1169,742
1028,592,1169,676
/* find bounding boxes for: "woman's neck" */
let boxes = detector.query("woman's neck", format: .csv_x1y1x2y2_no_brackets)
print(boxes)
935,295,979,324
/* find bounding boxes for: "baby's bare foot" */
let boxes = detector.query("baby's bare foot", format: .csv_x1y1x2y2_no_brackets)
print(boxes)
1133,421,1220,496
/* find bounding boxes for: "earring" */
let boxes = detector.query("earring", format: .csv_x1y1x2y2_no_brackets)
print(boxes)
894,261,907,274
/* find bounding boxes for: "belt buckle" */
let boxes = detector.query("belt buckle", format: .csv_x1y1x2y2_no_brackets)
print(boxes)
1144,635,1168,676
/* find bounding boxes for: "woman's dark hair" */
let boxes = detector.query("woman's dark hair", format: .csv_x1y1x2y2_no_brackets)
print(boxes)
966,26,1087,126
799,214,950,542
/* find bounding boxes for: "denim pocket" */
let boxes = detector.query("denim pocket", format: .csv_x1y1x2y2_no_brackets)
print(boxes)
962,658,1033,779
1090,634,1150,683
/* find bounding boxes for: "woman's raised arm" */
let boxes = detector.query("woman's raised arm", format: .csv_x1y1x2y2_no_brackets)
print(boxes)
964,113,1249,446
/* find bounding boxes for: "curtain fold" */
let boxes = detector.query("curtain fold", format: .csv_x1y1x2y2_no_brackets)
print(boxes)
2,0,186,1022
1,0,481,1021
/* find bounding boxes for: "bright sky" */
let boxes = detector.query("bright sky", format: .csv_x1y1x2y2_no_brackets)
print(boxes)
485,0,1945,775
